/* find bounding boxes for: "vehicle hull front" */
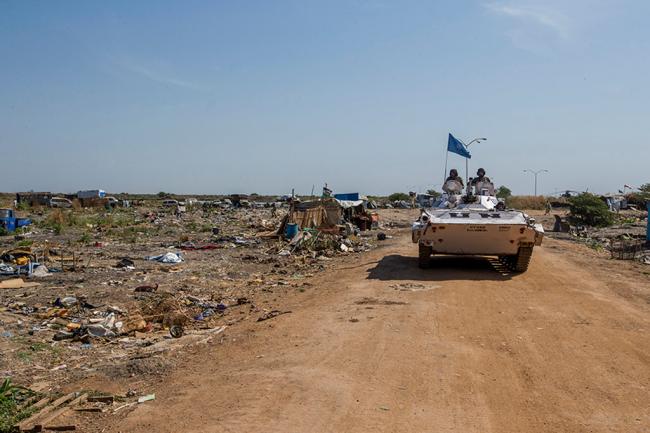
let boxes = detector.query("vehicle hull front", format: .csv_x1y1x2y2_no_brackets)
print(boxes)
412,220,542,256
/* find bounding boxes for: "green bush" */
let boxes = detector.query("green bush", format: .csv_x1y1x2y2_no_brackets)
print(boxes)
52,223,63,235
625,193,647,207
40,209,82,233
636,183,650,203
0,378,35,432
568,193,614,227
388,192,410,202
496,186,512,199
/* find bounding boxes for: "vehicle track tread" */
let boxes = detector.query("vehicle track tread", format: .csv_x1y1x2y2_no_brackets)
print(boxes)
418,244,432,268
513,246,534,272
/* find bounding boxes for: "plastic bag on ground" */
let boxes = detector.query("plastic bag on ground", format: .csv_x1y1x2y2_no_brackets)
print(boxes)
145,252,183,264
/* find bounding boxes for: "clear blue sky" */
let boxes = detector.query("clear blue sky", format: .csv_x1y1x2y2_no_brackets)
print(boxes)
1,0,648,196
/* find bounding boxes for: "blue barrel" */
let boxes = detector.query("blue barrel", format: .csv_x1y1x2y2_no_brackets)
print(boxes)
3,220,16,232
285,223,299,239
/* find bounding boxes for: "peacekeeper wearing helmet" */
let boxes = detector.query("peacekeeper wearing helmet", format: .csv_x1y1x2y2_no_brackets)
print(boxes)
470,168,494,195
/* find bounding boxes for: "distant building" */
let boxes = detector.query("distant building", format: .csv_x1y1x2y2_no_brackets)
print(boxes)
16,192,52,206
77,190,106,199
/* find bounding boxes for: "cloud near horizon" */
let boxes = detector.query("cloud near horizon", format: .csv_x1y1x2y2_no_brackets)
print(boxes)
484,2,571,52
117,58,204,90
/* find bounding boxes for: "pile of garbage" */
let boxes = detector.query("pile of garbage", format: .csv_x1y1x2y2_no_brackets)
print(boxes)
138,292,247,330
276,226,375,258
2,288,244,348
0,243,84,278
0,247,50,277
3,294,146,343
556,215,649,264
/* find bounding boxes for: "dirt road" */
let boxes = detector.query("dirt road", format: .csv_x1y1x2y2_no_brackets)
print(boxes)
115,230,650,433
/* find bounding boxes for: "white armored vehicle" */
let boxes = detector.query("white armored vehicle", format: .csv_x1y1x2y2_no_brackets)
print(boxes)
412,177,544,272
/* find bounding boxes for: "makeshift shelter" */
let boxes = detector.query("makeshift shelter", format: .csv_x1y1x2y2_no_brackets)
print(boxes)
291,199,342,229
337,199,374,231
277,199,342,237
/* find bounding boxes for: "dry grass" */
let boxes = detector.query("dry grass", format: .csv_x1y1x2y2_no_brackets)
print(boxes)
45,209,67,226
507,195,549,210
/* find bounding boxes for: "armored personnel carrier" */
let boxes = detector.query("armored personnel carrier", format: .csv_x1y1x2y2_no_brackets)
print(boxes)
412,177,544,272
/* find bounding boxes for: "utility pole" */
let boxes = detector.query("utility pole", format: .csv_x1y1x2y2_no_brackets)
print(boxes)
646,201,650,246
464,137,487,185
523,169,549,196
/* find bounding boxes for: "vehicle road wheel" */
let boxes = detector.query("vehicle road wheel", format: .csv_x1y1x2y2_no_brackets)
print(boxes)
418,244,432,268
513,246,534,272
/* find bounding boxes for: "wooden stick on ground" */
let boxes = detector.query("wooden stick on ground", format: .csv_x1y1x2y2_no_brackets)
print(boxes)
17,396,50,413
36,393,88,431
17,392,76,432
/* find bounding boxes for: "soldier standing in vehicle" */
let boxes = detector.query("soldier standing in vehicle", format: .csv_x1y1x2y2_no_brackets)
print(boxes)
470,168,495,195
445,169,464,187
470,168,491,186
443,169,464,194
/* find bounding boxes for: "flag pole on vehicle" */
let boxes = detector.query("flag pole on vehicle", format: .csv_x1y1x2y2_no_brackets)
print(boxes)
445,134,486,187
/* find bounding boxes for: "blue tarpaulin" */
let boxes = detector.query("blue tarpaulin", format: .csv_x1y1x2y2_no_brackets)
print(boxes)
448,134,471,158
334,193,361,201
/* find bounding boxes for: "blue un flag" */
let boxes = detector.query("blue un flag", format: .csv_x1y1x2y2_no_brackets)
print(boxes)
447,133,471,158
